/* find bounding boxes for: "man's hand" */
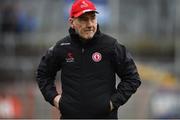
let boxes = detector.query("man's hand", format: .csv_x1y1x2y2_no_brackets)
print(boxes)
53,94,61,109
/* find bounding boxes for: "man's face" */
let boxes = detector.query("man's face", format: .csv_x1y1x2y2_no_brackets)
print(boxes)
69,12,97,40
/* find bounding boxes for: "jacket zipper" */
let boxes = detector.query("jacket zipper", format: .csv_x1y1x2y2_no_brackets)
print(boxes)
80,47,85,111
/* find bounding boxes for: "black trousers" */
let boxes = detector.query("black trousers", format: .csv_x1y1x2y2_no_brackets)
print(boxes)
60,110,118,119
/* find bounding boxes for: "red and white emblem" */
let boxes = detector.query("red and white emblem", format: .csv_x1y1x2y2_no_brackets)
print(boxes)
92,52,102,62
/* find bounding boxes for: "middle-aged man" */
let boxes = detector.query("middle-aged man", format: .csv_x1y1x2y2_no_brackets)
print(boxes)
36,0,141,119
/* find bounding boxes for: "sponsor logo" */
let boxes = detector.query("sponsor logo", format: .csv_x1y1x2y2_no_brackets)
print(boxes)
92,52,102,62
80,1,88,8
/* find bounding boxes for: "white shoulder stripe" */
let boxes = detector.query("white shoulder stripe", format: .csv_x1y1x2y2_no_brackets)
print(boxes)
60,43,71,46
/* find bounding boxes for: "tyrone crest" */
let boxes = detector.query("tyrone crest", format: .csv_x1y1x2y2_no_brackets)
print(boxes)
92,52,102,62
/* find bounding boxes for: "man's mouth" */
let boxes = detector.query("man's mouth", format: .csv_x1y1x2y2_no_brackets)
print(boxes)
85,30,94,32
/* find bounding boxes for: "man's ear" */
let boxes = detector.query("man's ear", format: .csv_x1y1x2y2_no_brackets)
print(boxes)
69,18,75,28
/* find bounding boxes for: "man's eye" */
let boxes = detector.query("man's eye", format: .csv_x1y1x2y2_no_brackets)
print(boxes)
92,17,95,19
91,16,96,19
79,17,87,21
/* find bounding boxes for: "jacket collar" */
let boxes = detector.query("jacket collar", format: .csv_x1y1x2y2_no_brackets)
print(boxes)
68,24,102,47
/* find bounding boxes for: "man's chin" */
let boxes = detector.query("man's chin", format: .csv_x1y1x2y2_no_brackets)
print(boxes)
81,35,94,40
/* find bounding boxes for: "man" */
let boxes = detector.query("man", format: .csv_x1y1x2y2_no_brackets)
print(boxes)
36,0,141,119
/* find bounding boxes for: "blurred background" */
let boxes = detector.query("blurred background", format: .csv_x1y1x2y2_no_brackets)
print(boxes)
0,0,180,119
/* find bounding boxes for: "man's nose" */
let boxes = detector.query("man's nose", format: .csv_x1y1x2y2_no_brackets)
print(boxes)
86,19,93,26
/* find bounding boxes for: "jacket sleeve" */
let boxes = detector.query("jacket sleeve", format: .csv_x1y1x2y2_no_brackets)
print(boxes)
36,45,61,106
111,41,141,109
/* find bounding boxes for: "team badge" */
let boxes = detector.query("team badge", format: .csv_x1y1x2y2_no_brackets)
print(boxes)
92,52,102,62
66,52,74,62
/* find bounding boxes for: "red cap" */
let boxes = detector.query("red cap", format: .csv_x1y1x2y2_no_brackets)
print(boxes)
70,0,98,18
